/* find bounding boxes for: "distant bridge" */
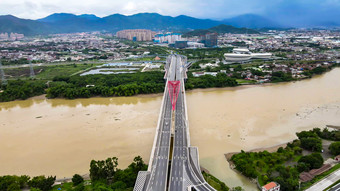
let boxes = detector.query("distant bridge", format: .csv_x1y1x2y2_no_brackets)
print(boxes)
133,55,216,191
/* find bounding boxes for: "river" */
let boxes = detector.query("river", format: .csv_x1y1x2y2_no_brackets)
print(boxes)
1,68,340,190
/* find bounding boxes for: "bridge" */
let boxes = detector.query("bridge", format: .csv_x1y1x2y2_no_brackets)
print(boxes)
133,55,216,191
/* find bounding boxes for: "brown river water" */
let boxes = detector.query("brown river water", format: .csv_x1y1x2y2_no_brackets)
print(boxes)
1,68,340,190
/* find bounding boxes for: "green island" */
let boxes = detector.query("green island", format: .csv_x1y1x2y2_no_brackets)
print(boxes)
230,127,340,191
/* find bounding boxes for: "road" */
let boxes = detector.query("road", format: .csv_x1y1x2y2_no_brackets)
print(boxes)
134,55,215,191
330,183,340,191
144,56,177,191
306,168,340,191
169,55,215,191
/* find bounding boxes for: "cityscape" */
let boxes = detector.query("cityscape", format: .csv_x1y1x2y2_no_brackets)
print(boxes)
0,0,340,191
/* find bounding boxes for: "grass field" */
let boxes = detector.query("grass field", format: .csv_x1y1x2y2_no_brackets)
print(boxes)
236,79,257,84
3,63,101,80
202,171,229,191
36,63,101,79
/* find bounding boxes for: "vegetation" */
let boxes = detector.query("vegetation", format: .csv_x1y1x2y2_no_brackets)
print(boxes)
297,153,324,172
202,171,229,191
329,142,340,155
28,176,56,191
72,174,84,186
231,127,340,190
271,71,294,82
36,63,99,79
88,156,147,190
0,80,47,102
0,175,30,191
186,73,238,90
47,71,165,99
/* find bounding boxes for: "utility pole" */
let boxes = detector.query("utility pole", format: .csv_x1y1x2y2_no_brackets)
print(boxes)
0,60,7,85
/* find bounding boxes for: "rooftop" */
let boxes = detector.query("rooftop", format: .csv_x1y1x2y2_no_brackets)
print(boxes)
263,182,277,190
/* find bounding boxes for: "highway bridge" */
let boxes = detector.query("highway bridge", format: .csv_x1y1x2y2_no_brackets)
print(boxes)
134,55,216,191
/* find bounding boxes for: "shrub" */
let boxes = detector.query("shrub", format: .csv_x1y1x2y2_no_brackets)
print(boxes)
72,174,84,186
329,142,340,155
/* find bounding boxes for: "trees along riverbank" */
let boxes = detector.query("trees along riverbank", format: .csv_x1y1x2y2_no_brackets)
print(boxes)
230,127,340,191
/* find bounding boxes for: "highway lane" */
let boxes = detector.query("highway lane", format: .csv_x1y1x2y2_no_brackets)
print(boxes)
169,55,215,191
135,55,215,191
143,55,177,191
306,168,340,191
330,183,340,191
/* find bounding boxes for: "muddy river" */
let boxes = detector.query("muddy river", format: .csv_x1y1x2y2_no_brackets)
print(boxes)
1,68,340,189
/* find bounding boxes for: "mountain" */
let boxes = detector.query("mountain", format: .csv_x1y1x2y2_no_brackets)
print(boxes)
0,15,51,35
0,13,280,36
101,13,220,31
37,13,79,23
222,14,281,28
33,13,221,34
184,24,259,37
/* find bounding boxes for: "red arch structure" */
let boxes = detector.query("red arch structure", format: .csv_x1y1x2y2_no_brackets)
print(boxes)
168,81,180,111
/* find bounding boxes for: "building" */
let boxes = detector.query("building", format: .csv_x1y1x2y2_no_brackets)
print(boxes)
174,41,188,49
154,32,182,44
0,33,9,40
201,33,218,47
0,33,24,41
116,29,156,41
187,42,204,49
262,182,280,191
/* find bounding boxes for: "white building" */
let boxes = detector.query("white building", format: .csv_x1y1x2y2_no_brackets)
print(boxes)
187,42,204,49
154,32,182,44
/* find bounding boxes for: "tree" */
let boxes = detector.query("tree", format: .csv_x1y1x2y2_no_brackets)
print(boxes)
72,174,84,186
128,156,147,174
28,176,55,191
298,153,324,171
296,131,318,139
300,137,322,152
89,157,118,182
329,142,340,155
232,186,244,191
0,175,30,191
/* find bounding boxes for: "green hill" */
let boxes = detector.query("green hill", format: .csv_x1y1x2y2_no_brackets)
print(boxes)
184,24,259,37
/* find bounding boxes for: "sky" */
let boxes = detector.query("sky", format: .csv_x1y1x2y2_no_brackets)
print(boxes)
0,0,340,25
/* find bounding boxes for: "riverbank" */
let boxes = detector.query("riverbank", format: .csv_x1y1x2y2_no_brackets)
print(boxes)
225,141,292,168
2,66,338,103
1,68,340,189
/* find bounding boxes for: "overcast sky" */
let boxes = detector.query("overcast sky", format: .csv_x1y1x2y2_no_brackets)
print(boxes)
0,0,340,22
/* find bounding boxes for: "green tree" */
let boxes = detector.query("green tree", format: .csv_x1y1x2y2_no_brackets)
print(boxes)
72,174,84,186
89,157,118,182
329,142,340,155
298,153,324,171
300,137,322,152
28,176,55,191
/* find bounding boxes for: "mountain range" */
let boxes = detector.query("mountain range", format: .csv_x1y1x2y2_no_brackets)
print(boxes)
184,24,259,37
0,13,282,36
